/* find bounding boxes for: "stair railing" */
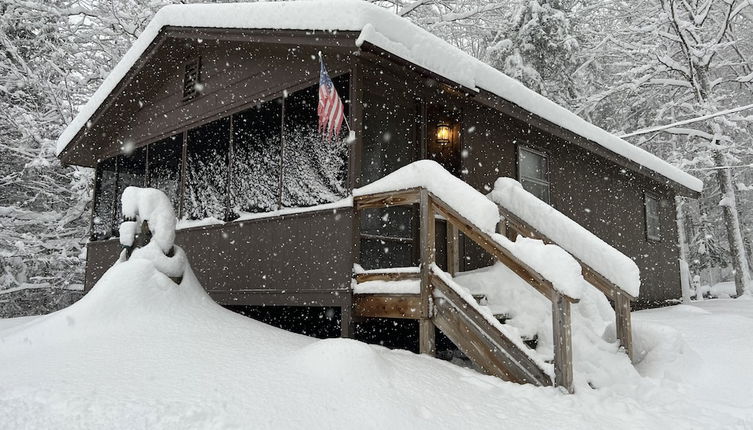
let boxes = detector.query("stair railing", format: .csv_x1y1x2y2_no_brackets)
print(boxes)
354,187,578,393
497,206,634,361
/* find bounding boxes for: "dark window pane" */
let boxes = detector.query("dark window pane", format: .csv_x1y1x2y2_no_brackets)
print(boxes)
359,238,415,270
360,84,418,185
231,100,282,213
360,207,415,239
92,157,117,239
519,148,547,181
116,146,147,223
148,135,183,213
281,75,349,208
645,194,661,241
185,117,230,220
518,147,550,202
520,179,550,202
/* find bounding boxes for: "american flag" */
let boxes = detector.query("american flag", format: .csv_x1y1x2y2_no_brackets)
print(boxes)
318,56,345,140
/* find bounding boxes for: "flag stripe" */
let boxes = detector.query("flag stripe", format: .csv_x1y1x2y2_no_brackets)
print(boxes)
318,57,345,141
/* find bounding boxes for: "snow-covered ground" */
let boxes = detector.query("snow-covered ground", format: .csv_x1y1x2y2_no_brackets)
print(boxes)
1,254,752,429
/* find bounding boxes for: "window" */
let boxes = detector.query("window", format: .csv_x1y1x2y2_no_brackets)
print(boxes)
147,135,183,212
92,157,117,239
231,100,283,213
281,76,349,208
518,146,550,202
184,117,230,220
645,193,661,241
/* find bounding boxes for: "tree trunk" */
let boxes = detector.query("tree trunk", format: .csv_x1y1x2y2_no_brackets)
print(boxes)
713,150,751,296
675,197,692,303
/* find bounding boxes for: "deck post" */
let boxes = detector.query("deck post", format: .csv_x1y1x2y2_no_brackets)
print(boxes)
615,293,634,362
419,189,436,356
552,292,574,393
341,298,354,338
447,222,460,276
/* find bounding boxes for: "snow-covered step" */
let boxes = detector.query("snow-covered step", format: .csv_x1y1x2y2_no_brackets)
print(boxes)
353,266,420,283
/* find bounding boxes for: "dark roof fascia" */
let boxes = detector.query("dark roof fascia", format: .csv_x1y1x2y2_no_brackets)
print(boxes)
163,26,361,48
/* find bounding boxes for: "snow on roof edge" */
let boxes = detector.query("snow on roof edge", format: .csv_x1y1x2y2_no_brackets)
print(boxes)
56,0,702,194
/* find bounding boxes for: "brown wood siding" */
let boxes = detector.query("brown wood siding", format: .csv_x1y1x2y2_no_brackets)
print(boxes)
62,36,353,167
462,103,681,304
84,208,354,306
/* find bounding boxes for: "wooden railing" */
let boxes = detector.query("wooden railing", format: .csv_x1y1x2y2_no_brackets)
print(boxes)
498,206,634,361
355,187,578,393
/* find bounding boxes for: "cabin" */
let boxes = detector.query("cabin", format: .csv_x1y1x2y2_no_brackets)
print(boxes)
57,2,702,391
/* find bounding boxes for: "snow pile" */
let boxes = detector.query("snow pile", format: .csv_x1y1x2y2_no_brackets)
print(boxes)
454,263,635,389
489,178,641,297
56,0,702,194
2,263,753,426
120,186,177,253
118,187,185,279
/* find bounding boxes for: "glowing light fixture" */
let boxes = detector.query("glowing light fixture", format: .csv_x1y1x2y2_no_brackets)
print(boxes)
436,122,451,145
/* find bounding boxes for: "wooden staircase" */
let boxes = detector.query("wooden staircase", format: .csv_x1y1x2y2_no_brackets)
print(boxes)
352,186,636,394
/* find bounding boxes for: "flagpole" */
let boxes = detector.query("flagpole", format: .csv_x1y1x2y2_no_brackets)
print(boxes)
319,51,354,138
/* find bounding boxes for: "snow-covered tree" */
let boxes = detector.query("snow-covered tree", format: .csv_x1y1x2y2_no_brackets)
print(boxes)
485,0,580,105
577,0,753,295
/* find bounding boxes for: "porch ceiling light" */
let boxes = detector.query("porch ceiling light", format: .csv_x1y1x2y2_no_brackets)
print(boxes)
436,122,451,145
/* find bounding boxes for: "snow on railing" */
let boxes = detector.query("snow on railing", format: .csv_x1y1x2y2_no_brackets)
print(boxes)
489,178,640,298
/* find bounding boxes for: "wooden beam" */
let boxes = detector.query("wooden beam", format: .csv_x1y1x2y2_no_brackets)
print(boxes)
447,223,460,276
419,189,436,356
353,294,421,319
354,271,420,283
615,293,634,362
552,292,574,393
341,298,354,338
353,188,421,209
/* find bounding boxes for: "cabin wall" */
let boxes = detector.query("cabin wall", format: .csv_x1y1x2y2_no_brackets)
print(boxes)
85,208,355,306
462,103,681,305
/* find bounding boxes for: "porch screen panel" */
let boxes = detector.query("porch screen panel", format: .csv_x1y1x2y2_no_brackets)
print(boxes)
358,79,420,269
231,99,282,213
185,117,230,220
147,135,183,212
115,146,147,224
92,157,117,239
281,75,349,208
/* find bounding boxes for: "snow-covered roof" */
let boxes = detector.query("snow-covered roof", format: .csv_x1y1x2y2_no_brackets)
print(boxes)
56,0,703,194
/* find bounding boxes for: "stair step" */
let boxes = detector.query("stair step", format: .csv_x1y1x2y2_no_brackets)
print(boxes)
472,294,487,305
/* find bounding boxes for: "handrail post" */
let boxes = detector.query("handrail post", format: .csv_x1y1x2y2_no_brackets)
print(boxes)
615,293,634,362
447,222,460,276
552,292,574,393
419,189,436,356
